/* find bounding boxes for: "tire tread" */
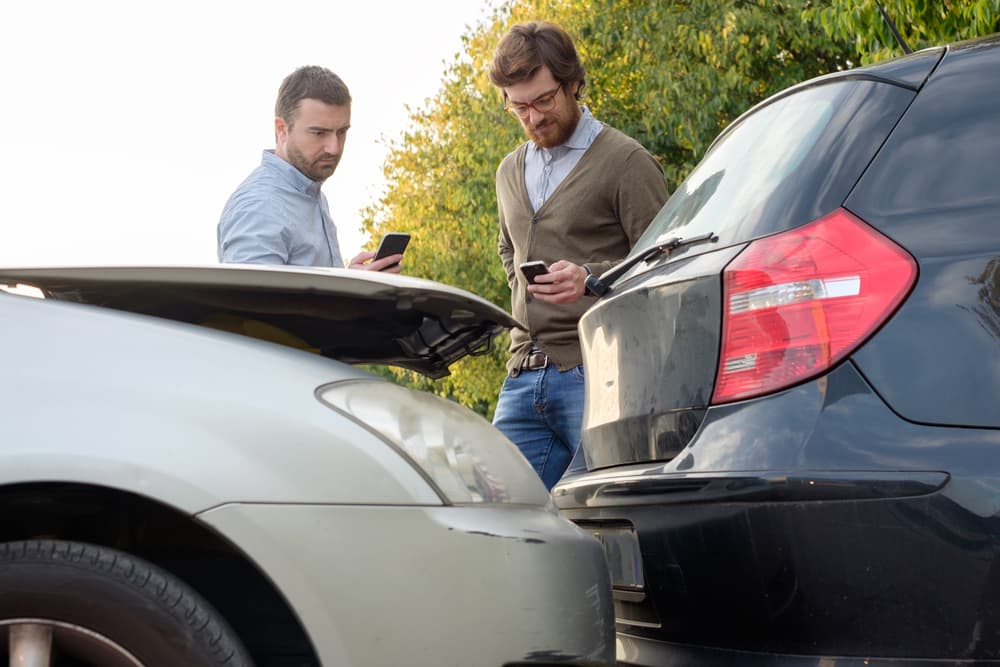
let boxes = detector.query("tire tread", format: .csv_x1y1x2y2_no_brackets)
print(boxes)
0,539,252,666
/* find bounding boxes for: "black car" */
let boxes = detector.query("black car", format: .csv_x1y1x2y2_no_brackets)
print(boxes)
555,34,1000,666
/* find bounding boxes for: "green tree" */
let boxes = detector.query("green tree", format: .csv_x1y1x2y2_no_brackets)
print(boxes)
358,19,521,413
362,0,857,417
804,0,1000,64
565,0,854,190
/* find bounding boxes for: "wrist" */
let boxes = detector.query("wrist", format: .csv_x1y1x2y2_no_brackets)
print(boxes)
582,264,594,295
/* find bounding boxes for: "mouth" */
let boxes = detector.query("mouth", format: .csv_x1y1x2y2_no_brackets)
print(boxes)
529,121,555,141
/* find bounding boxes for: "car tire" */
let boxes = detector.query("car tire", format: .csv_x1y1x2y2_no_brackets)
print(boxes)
0,539,254,666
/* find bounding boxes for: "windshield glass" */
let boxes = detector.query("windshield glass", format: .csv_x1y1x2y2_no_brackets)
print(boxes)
634,82,843,254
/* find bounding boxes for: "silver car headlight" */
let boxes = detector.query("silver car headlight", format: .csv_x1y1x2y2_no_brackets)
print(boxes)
318,379,552,507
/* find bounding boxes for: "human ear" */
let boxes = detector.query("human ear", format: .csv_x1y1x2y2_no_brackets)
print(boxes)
274,116,289,145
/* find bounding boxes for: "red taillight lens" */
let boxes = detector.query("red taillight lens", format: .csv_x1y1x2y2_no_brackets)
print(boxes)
712,208,917,404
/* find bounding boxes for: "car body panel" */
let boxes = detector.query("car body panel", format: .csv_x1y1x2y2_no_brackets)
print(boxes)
579,62,925,473
556,35,1000,665
0,265,521,378
199,503,615,667
579,245,740,469
846,44,944,88
1,292,442,508
2,266,615,665
845,37,1000,427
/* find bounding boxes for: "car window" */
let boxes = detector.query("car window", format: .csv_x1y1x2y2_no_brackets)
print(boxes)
637,86,836,251
629,79,915,262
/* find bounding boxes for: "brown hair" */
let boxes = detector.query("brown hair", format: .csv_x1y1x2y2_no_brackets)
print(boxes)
489,21,586,100
275,66,352,127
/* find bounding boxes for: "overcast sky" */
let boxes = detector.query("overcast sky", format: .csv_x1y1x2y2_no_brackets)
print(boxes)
0,0,494,267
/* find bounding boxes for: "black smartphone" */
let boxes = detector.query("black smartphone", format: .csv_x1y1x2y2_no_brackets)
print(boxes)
374,232,411,267
519,260,549,284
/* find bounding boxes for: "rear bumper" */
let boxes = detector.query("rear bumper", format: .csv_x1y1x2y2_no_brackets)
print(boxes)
615,632,991,666
562,485,1000,661
556,362,1000,661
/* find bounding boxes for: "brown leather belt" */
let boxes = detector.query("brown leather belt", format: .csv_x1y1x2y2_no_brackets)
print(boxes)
520,350,549,371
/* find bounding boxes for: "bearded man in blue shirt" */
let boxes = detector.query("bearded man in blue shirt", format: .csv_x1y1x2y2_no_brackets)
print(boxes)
218,66,402,272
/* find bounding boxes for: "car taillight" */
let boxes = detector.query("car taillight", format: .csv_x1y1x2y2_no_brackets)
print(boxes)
712,208,917,404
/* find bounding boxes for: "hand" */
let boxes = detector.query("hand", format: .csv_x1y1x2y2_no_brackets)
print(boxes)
348,250,403,274
527,260,588,304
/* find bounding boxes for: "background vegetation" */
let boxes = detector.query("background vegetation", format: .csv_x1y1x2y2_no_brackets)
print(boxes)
362,0,1000,418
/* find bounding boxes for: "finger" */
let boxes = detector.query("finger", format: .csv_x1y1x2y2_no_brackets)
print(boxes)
368,254,403,271
352,250,377,264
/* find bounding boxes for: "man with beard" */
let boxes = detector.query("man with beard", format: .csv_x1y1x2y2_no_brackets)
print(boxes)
488,22,668,489
218,66,401,271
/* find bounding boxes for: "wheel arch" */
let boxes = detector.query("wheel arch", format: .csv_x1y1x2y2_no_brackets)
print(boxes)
0,481,320,666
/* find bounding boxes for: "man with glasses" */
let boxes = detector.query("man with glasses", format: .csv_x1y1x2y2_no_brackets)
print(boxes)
488,21,669,490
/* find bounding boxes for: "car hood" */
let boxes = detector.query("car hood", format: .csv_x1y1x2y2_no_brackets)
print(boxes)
0,265,520,378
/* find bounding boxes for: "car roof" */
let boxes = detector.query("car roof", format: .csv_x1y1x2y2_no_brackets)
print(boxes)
0,265,520,378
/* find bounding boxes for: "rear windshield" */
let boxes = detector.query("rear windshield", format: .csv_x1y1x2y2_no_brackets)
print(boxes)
631,78,915,260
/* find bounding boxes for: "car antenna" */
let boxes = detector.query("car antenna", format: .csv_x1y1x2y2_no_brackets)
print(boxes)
875,1,912,54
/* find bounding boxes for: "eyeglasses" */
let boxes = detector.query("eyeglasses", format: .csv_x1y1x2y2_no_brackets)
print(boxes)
504,85,564,119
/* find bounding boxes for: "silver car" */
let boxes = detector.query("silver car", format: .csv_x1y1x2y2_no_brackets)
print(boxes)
0,265,613,667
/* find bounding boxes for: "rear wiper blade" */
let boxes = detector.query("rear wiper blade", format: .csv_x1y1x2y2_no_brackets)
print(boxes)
585,232,718,298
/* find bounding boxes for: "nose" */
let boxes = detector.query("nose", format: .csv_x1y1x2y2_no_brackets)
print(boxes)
527,107,546,125
325,134,345,156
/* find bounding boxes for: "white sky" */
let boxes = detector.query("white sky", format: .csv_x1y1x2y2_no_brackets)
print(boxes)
0,0,494,267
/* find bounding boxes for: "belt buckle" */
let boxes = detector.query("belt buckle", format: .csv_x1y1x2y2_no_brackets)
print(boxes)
527,351,548,370
512,350,548,376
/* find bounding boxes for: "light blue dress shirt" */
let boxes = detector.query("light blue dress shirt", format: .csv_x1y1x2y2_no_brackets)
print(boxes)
524,107,604,212
217,150,344,267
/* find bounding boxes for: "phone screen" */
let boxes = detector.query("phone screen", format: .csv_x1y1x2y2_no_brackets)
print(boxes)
520,261,549,284
375,233,411,262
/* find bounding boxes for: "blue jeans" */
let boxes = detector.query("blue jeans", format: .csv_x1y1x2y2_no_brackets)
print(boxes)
493,364,585,490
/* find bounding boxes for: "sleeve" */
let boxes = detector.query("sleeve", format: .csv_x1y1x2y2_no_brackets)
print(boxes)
217,194,291,265
617,148,669,247
584,147,669,277
496,169,516,288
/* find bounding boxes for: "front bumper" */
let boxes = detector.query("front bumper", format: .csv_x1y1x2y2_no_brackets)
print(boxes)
198,503,614,667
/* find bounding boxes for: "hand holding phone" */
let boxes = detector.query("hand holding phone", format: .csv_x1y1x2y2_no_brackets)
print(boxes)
374,232,410,269
519,260,549,285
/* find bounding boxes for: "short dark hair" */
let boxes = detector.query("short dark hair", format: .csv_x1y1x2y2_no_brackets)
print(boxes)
275,66,351,126
489,22,586,100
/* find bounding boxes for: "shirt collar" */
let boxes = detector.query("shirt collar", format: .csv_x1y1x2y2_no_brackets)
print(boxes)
529,106,601,160
262,149,323,197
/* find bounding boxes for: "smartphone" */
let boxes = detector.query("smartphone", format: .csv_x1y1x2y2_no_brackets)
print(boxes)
374,232,411,267
519,260,549,285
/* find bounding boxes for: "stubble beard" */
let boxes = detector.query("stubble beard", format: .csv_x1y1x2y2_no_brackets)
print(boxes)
288,144,340,183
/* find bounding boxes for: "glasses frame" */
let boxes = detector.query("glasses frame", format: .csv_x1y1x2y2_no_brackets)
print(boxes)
504,85,564,119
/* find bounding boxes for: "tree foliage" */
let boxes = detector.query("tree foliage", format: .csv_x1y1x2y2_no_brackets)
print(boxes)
361,0,996,417
804,0,1000,64
567,0,854,187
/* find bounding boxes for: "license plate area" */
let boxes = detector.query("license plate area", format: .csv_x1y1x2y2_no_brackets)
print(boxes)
580,521,645,602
